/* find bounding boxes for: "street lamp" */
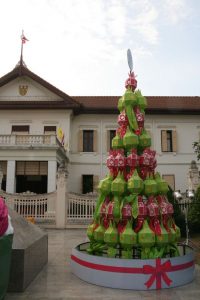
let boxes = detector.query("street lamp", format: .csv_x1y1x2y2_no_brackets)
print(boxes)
173,189,194,245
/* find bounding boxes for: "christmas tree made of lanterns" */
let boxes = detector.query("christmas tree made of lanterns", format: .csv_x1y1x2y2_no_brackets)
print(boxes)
87,51,180,259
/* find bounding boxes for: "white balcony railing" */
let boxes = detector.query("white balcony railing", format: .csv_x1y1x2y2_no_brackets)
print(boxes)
0,134,59,147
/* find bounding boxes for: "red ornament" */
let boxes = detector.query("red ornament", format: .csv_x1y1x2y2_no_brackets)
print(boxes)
114,149,126,172
125,72,137,91
139,148,157,174
118,112,129,127
122,203,132,220
134,196,147,233
126,149,138,169
107,150,118,176
147,196,161,235
134,107,144,128
107,201,114,220
117,126,127,138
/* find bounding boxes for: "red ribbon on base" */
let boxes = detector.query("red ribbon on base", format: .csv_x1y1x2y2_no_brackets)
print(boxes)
143,258,172,289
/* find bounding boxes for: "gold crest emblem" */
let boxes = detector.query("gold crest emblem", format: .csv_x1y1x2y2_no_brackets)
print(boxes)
19,85,28,96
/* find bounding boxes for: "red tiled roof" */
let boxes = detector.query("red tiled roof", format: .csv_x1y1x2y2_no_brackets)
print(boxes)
73,96,200,114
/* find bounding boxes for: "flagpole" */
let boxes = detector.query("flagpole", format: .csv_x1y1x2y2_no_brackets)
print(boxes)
20,37,23,65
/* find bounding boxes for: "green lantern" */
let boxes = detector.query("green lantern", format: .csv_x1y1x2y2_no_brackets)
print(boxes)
123,88,138,131
94,222,105,244
104,221,119,248
112,133,124,149
123,127,139,150
128,169,143,194
93,174,113,221
139,130,151,149
98,174,113,195
135,90,147,111
118,96,124,112
144,175,157,196
155,172,169,195
138,220,155,259
123,87,137,107
111,172,126,196
120,220,137,249
87,222,98,242
155,222,169,247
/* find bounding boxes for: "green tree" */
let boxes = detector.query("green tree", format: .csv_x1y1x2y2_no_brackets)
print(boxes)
167,187,186,237
188,186,200,234
193,141,200,161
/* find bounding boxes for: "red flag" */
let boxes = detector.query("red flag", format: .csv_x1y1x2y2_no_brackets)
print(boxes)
21,31,29,44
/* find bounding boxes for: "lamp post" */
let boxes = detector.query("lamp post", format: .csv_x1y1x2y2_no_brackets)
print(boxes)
173,189,194,245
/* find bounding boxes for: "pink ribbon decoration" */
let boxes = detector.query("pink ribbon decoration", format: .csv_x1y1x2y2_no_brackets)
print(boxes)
143,258,172,289
0,196,9,236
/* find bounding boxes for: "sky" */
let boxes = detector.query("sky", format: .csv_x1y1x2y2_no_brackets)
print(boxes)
0,0,200,97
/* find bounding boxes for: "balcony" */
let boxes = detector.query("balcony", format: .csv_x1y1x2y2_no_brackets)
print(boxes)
0,134,63,149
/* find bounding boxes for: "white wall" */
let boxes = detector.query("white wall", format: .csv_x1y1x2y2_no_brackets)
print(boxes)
69,113,200,194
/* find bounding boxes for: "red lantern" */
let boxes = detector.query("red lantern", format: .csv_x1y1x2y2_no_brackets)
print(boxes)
139,148,152,167
114,149,126,172
118,112,129,127
134,196,147,233
138,195,148,217
126,149,138,169
107,201,114,220
157,195,174,233
134,107,144,129
147,196,161,235
125,72,137,91
122,203,132,220
117,126,127,139
107,150,117,176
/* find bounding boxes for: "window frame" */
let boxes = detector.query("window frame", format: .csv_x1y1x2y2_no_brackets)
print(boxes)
83,130,94,152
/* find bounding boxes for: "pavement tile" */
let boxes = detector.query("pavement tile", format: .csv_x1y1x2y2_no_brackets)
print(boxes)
5,229,200,300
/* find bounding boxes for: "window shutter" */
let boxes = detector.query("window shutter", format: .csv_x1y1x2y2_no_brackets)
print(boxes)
12,125,29,134
172,130,177,152
16,161,25,175
93,175,99,192
93,130,98,152
0,161,7,175
78,130,83,152
40,162,48,175
25,162,40,175
161,130,167,152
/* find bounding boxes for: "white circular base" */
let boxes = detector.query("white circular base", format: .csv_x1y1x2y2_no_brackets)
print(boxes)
71,243,195,290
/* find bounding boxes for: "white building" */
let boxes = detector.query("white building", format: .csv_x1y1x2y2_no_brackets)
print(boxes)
0,61,200,194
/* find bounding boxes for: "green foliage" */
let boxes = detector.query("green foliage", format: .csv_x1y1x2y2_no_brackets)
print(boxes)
167,186,186,237
188,186,200,234
193,141,200,161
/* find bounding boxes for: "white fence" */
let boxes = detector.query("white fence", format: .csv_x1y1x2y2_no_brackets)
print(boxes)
67,193,96,227
1,190,56,223
0,190,96,228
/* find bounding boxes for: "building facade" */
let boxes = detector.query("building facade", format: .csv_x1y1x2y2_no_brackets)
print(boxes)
0,62,200,194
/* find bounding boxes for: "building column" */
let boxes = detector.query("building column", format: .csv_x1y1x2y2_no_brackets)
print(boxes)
48,161,57,193
6,160,16,193
56,162,68,228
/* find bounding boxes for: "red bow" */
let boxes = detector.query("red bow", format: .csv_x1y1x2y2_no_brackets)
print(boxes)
143,258,172,289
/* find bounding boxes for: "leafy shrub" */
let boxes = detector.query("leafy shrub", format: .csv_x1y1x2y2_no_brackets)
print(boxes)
188,186,200,234
167,187,186,237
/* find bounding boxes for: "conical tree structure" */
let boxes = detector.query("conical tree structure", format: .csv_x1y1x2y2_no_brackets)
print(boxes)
87,71,180,259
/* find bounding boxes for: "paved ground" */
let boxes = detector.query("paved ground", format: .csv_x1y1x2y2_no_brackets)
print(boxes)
5,228,200,300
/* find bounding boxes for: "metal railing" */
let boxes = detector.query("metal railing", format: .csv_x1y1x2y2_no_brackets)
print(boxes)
1,190,56,222
67,193,96,225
